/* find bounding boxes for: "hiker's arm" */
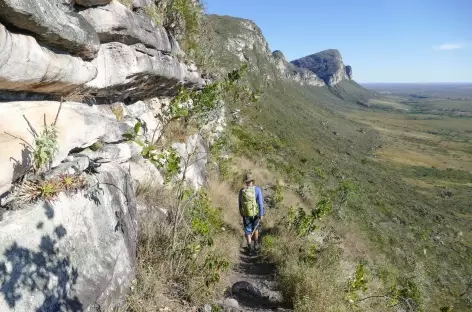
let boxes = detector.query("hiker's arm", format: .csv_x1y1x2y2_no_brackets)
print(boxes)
256,187,264,217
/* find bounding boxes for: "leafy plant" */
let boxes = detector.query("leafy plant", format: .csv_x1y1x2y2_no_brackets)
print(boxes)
33,124,59,172
288,206,318,237
274,179,284,207
346,263,368,303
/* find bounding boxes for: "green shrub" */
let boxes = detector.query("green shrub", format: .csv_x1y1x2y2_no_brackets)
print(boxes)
33,124,58,172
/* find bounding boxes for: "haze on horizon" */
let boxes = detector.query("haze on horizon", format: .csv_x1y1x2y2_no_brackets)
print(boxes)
204,0,472,84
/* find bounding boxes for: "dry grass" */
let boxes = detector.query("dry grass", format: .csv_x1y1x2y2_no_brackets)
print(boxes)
123,179,240,311
206,174,241,232
162,119,188,144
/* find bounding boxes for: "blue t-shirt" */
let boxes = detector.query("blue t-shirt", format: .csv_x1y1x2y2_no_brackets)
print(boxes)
238,186,264,216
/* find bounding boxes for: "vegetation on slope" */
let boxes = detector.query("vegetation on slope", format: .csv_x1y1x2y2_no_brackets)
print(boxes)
194,13,472,312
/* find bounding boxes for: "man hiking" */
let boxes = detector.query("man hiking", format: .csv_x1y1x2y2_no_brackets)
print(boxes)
238,172,264,255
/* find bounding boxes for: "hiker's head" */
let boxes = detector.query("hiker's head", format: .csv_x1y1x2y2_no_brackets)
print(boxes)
244,172,255,186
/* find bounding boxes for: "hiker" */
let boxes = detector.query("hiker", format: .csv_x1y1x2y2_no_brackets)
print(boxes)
239,172,264,254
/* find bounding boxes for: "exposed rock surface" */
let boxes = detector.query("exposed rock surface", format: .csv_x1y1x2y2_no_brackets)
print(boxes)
172,134,208,189
0,24,98,94
0,0,100,59
132,0,154,9
75,0,112,7
0,162,137,312
291,49,352,86
345,65,353,80
0,101,127,195
272,50,325,87
86,42,203,101
80,1,171,53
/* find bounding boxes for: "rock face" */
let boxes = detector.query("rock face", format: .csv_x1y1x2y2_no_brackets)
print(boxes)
0,0,100,59
345,65,353,80
272,50,325,87
172,134,208,189
86,42,203,101
0,161,137,312
291,49,352,86
0,101,127,195
0,24,98,94
0,0,203,98
75,0,112,7
80,1,172,53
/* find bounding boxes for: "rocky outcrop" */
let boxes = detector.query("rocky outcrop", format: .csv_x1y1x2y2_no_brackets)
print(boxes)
80,1,172,53
86,42,203,101
0,101,127,195
75,0,112,7
132,0,154,9
172,134,208,189
0,0,203,98
0,161,137,312
291,49,352,86
0,0,100,59
272,50,325,87
345,65,353,80
0,24,98,94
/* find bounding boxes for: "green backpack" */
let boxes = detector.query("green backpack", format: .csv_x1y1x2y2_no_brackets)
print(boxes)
241,186,259,217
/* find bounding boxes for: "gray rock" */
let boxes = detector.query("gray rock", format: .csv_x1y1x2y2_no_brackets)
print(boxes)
0,0,100,59
75,0,112,7
0,163,137,311
272,50,325,87
0,101,127,196
132,0,154,9
291,49,349,86
0,23,98,94
345,65,353,80
223,298,239,308
123,158,165,186
80,1,171,53
202,304,212,312
86,42,204,101
172,134,208,189
81,142,141,164
231,281,263,301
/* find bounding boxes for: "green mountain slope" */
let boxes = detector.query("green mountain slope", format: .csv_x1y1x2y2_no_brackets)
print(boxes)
197,14,472,311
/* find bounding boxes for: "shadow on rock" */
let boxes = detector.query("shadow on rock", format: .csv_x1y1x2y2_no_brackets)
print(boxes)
0,224,83,311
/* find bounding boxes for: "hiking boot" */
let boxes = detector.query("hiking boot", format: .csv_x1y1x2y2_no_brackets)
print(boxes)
247,243,254,255
254,242,261,252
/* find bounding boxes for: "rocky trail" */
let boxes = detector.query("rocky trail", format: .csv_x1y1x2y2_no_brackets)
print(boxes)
216,243,293,312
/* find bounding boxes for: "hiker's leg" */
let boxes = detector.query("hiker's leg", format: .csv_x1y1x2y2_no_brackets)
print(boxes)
243,217,253,247
246,234,252,245
254,230,259,244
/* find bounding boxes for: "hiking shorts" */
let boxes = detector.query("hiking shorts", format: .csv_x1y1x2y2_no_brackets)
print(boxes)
242,216,260,235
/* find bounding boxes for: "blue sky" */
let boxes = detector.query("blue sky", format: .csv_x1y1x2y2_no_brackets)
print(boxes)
203,0,472,83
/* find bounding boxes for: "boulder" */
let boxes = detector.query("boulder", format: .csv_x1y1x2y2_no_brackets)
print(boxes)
0,24,98,94
123,157,165,186
0,101,128,196
0,0,100,59
80,1,171,52
291,49,349,86
132,0,154,9
86,42,204,101
123,101,161,142
75,0,112,7
172,134,208,189
0,162,137,311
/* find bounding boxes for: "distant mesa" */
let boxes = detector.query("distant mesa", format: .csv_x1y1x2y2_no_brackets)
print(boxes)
291,49,353,86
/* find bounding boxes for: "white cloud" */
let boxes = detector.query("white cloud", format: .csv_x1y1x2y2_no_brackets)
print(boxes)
434,43,464,50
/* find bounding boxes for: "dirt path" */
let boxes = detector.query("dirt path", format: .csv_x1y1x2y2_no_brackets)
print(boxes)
222,245,292,312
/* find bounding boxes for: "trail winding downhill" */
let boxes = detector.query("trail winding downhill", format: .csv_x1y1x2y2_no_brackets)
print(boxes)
221,244,293,312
